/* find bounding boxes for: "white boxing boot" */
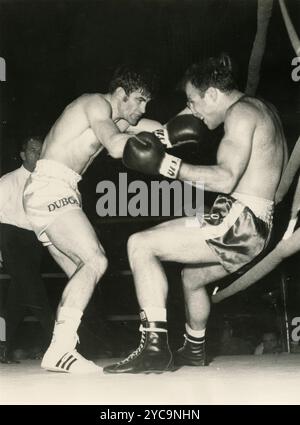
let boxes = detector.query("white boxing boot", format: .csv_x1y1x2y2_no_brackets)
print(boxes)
41,307,102,374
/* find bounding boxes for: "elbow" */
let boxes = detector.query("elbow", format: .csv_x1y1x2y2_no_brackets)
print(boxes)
221,186,232,195
108,145,123,159
219,173,236,194
220,186,233,195
108,149,119,159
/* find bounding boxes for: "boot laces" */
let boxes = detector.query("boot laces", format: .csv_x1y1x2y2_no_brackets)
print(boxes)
116,330,146,365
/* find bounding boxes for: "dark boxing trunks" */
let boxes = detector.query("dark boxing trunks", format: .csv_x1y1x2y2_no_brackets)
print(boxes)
201,192,274,273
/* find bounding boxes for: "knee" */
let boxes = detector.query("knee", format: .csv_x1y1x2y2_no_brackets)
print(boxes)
85,252,108,283
127,231,151,262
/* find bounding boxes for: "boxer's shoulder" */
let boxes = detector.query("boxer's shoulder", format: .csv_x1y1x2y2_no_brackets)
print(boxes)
226,96,258,122
76,93,112,120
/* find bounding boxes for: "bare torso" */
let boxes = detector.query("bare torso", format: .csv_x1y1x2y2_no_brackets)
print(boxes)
41,94,122,174
222,96,288,200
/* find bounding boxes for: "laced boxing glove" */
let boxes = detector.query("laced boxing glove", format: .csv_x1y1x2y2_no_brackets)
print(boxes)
123,132,181,179
153,114,205,148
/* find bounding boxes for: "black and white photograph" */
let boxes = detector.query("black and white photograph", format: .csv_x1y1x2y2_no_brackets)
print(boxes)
0,0,300,406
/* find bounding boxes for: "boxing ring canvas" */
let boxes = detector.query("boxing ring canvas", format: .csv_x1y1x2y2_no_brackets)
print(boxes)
1,0,300,406
1,355,300,405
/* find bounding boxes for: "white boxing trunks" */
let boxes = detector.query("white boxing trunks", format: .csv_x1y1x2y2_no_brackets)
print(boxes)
23,159,82,246
201,192,274,273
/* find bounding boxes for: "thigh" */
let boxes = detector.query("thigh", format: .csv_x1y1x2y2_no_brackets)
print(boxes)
137,216,221,264
182,263,228,288
45,209,105,264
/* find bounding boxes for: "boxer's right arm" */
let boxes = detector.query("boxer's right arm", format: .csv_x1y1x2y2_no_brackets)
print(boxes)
84,95,130,158
123,132,182,179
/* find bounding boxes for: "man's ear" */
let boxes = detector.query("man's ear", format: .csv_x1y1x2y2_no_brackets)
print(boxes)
206,87,218,102
115,87,128,101
20,151,25,161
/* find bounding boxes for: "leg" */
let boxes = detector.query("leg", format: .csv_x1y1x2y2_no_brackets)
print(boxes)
104,217,223,374
127,217,221,309
182,264,228,330
174,264,228,367
47,244,77,279
45,209,107,312
41,210,107,373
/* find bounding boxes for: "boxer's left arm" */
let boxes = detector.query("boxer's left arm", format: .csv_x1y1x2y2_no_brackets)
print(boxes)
128,114,204,149
126,118,164,134
154,115,205,148
84,95,130,158
126,109,194,135
178,105,255,192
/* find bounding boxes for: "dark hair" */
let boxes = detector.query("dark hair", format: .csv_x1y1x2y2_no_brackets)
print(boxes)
182,53,238,95
109,65,158,98
21,136,43,152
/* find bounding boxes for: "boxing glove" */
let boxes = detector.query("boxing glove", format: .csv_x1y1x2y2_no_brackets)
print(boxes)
153,114,205,148
123,132,181,179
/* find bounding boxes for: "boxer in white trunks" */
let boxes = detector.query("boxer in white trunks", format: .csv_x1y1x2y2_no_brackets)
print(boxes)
23,65,205,374
23,66,164,373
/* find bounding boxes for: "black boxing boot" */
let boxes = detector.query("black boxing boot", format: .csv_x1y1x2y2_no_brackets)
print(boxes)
103,311,173,374
174,334,206,367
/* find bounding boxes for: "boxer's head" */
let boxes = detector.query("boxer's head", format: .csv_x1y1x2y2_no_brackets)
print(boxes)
109,65,158,125
20,136,43,171
183,54,238,129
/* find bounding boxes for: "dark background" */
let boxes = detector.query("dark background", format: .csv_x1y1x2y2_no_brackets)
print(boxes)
0,0,300,355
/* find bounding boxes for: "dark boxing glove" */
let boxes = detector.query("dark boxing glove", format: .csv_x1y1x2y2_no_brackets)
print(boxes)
123,132,181,179
153,114,205,148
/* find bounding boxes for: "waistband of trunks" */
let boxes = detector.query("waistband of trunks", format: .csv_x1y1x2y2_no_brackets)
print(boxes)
231,191,274,223
33,159,82,187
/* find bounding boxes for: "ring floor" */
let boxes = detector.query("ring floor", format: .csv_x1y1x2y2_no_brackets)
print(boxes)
1,354,300,405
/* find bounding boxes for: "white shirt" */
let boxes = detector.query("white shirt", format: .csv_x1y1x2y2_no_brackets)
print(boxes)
0,165,32,230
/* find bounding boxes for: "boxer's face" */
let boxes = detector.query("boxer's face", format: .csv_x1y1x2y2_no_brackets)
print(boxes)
185,82,220,130
121,89,151,125
21,139,42,172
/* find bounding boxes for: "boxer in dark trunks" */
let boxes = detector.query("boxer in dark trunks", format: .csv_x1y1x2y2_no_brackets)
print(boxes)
104,54,288,374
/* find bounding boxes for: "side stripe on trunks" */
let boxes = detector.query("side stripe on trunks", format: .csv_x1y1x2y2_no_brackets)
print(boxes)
200,201,244,240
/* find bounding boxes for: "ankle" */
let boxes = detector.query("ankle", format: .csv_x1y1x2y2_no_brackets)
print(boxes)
185,323,206,340
142,307,167,322
140,310,168,332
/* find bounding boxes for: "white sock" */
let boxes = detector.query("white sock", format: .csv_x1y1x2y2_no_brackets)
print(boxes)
185,323,205,339
51,307,83,351
143,307,167,322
